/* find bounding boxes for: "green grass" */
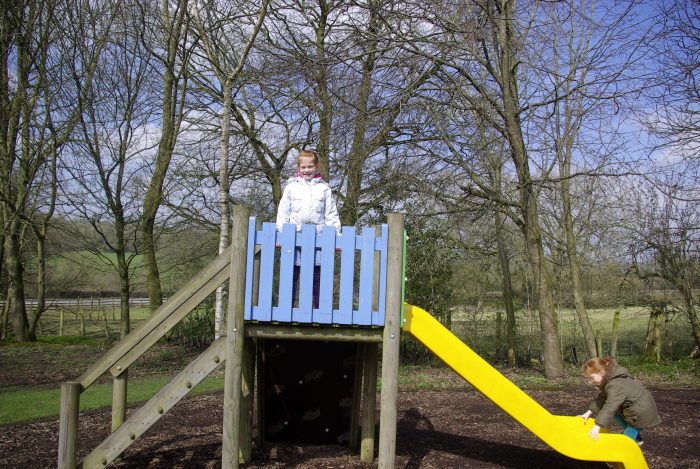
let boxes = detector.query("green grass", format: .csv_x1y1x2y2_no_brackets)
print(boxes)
0,374,225,426
394,359,699,393
452,305,697,361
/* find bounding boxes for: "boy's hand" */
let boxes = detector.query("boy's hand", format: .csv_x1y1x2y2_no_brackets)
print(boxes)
577,410,593,423
588,424,601,441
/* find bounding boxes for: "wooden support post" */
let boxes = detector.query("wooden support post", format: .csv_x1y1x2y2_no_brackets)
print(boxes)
350,344,365,448
58,381,81,469
112,371,128,433
378,213,404,469
361,342,378,462
239,337,255,462
222,205,250,469
361,226,381,460
256,340,265,446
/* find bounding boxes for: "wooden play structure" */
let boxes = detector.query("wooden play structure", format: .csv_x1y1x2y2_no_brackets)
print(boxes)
57,206,406,469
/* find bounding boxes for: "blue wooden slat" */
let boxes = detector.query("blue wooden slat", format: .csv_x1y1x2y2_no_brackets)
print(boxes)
253,223,276,321
244,217,257,320
273,224,296,322
375,224,389,326
335,226,356,324
355,227,375,325
244,221,390,327
315,225,336,324
294,225,316,322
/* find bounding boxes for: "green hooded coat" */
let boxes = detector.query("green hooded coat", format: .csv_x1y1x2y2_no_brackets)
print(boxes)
588,364,661,429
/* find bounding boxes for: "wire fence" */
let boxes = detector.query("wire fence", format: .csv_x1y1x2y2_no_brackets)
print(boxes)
9,299,698,364
449,306,696,365
2,298,155,340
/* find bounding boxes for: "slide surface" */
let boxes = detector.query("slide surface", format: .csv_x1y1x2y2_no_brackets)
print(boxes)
402,303,648,469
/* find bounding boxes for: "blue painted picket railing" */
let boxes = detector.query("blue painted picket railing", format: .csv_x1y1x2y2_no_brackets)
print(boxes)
244,218,388,326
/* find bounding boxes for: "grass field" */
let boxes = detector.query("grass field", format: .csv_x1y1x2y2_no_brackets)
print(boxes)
451,305,697,362
0,374,225,425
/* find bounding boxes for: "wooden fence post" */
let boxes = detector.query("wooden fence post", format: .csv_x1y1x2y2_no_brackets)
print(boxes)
378,213,404,469
112,371,128,433
610,311,620,358
222,205,250,469
58,381,81,469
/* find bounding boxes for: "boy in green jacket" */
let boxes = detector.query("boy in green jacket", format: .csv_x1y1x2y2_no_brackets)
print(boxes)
577,357,661,445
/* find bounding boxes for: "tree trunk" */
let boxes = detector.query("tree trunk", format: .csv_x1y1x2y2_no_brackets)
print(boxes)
141,0,189,313
680,287,700,353
610,311,620,358
497,0,564,378
28,236,47,340
118,256,131,339
4,226,28,342
562,194,598,358
644,305,665,364
495,210,517,367
1,293,11,340
313,1,332,182
215,80,233,339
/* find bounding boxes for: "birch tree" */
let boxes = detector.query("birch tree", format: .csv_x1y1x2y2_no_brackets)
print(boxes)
190,0,268,338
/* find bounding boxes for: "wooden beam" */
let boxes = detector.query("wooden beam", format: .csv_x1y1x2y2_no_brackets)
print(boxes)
111,371,127,433
361,342,378,462
222,205,251,469
81,338,226,468
239,337,255,462
57,382,80,469
77,248,231,389
245,324,383,342
378,213,404,469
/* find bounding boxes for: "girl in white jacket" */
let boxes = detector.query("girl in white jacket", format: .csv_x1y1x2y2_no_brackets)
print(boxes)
276,150,340,307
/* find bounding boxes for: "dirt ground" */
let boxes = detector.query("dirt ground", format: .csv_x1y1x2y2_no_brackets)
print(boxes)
1,385,699,468
1,343,699,468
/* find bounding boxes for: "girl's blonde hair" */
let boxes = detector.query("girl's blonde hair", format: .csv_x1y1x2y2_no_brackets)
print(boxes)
297,149,319,166
581,356,617,380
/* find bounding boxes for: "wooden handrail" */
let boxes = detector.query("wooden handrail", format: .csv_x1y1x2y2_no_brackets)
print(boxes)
76,246,231,390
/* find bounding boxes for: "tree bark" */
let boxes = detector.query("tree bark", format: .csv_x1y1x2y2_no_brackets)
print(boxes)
644,305,665,364
141,0,189,312
214,80,233,339
495,210,517,367
497,0,564,377
4,229,28,341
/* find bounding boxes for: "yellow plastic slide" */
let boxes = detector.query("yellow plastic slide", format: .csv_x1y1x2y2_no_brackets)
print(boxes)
402,303,649,469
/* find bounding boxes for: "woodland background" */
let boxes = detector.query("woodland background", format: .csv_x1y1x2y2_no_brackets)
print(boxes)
2,0,700,379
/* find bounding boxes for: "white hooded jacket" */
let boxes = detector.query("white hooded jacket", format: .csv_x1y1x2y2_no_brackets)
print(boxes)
276,175,341,232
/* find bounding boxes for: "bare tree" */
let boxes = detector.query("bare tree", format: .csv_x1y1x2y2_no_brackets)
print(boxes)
0,0,115,341
640,0,700,166
140,0,192,312
190,0,268,338
261,1,440,225
540,1,648,359
397,0,564,377
59,1,158,337
630,184,700,356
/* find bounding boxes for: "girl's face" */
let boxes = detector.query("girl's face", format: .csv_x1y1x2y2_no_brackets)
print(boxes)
587,370,605,386
298,156,319,181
